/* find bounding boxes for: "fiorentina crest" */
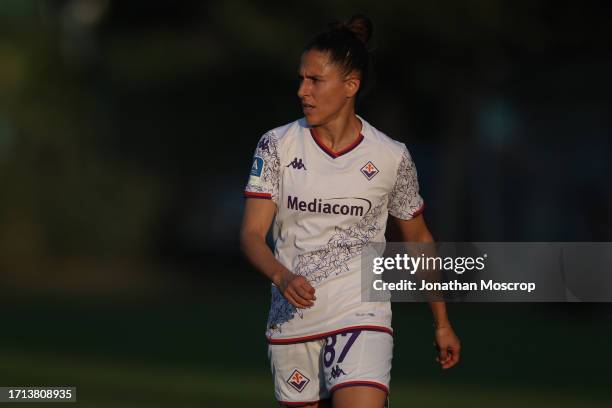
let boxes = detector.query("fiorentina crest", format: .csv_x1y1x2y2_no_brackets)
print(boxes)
360,161,379,180
286,369,310,392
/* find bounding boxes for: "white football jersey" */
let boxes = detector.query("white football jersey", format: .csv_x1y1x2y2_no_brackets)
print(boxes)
245,115,424,344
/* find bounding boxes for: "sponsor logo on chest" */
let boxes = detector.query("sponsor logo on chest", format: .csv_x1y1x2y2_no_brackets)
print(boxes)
287,196,372,217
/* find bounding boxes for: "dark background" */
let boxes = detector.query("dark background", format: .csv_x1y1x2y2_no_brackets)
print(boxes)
0,1,611,406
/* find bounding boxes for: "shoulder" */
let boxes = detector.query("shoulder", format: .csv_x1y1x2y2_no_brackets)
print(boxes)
360,115,410,162
264,118,307,145
254,118,307,162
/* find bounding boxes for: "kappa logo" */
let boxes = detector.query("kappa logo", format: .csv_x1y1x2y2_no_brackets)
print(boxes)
329,365,347,380
360,161,379,180
286,157,307,170
287,369,310,392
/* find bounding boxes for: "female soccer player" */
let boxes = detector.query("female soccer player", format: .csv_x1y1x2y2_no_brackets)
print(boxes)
240,15,460,408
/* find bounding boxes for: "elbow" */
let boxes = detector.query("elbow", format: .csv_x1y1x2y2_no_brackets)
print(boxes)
413,228,434,243
419,230,435,243
239,228,264,255
239,228,251,255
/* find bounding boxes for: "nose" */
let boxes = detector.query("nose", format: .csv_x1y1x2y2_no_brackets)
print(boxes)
297,79,308,100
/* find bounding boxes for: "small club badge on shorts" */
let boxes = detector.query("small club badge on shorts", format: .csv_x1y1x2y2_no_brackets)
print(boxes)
286,369,310,392
361,161,379,180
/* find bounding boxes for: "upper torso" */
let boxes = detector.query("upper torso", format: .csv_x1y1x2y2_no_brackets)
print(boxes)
245,115,423,343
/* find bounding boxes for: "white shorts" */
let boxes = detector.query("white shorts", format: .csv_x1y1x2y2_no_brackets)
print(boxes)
268,329,393,405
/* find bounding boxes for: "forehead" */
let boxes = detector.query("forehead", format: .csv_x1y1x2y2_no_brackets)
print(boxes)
299,49,340,76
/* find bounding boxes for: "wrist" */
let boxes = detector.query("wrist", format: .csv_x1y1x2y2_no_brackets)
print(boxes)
433,321,452,329
272,267,290,287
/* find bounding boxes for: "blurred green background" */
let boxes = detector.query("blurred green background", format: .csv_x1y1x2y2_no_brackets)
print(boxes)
0,0,611,406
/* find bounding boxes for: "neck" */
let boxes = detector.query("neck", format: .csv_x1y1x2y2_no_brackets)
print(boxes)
315,106,362,151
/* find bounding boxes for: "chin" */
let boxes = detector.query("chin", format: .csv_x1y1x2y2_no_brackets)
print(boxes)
304,115,320,127
305,112,331,128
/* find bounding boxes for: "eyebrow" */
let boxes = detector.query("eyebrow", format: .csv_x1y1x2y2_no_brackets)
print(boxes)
297,73,323,80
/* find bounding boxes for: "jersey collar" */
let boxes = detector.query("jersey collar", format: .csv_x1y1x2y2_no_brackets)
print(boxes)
308,116,366,159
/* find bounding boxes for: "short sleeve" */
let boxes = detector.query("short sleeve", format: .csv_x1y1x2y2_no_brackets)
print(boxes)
388,145,425,220
244,132,280,204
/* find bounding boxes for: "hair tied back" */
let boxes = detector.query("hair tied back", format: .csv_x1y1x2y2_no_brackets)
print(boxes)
328,14,373,45
345,14,373,45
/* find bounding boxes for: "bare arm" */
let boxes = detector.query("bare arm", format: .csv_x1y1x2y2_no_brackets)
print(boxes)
240,198,316,308
393,214,461,369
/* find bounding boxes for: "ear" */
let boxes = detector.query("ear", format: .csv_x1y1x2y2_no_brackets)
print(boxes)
344,73,361,98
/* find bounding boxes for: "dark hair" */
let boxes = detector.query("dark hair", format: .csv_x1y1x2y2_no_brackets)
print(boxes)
304,14,374,97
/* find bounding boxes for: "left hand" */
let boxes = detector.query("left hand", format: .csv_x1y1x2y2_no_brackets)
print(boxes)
433,326,461,369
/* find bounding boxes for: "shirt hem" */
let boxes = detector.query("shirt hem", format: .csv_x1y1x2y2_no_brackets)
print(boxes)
266,325,393,344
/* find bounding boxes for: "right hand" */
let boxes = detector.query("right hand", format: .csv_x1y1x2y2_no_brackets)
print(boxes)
278,270,316,309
